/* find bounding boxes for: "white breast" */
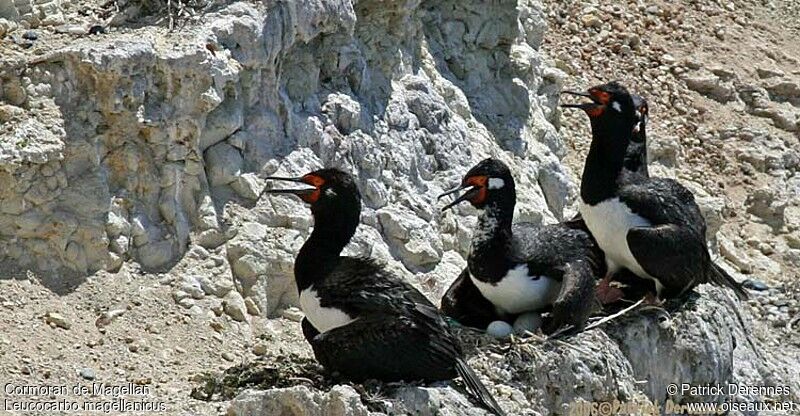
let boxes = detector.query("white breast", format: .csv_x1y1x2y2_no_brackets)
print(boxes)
579,197,654,281
471,264,562,315
299,287,356,333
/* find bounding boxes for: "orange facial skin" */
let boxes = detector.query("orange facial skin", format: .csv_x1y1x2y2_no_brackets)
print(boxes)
586,88,611,117
465,175,488,204
301,174,326,203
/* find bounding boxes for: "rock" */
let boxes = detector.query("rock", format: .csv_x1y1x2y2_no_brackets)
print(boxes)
0,0,568,288
244,297,261,316
180,276,206,300
177,297,196,310
223,291,248,322
390,386,492,415
44,312,70,330
377,205,443,270
0,19,18,37
719,235,753,273
228,386,371,416
206,142,244,187
648,134,682,168
252,344,268,356
197,274,234,298
79,368,96,380
232,173,262,200
606,287,775,404
95,309,126,328
746,188,788,228
742,279,769,291
226,222,301,316
756,67,785,79
281,307,304,323
682,69,737,102
322,93,366,134
580,14,602,28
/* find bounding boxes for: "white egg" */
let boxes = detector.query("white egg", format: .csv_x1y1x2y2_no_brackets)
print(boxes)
486,320,514,338
513,311,542,335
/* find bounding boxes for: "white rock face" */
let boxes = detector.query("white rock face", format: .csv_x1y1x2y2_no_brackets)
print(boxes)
228,385,373,416
0,0,567,314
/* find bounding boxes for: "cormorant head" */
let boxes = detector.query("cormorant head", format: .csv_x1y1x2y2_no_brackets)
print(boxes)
260,168,361,221
561,81,639,135
439,158,516,211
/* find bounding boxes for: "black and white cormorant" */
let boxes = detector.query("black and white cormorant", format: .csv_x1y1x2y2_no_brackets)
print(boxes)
565,91,651,304
262,168,505,416
562,81,747,300
439,159,604,334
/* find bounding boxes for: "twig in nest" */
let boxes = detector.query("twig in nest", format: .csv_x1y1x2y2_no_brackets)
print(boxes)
287,377,314,385
511,331,547,345
583,298,646,332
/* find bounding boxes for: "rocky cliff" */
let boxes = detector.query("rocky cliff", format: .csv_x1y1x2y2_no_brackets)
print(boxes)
1,0,798,415
1,0,568,314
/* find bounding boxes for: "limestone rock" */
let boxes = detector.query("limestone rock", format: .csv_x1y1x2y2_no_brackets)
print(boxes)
0,0,568,290
223,291,248,322
229,287,797,416
228,386,373,416
682,69,737,102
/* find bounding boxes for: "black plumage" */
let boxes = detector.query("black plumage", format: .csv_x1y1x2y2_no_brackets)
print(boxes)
264,168,505,416
570,91,649,304
617,176,745,298
441,268,500,330
622,94,650,178
439,159,603,334
562,81,747,300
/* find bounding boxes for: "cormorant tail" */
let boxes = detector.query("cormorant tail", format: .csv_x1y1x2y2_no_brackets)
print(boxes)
711,262,748,300
455,357,506,416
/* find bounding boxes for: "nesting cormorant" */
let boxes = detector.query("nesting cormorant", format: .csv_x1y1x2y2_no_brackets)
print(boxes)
262,168,505,415
439,159,604,334
562,81,747,300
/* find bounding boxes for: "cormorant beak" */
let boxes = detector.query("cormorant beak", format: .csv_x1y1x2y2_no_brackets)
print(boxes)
438,184,480,211
559,90,602,111
259,176,318,199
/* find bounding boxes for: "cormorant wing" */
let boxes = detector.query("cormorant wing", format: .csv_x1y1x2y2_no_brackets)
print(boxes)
305,312,460,382
545,259,598,334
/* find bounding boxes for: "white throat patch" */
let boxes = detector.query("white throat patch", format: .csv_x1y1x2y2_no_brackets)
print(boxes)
299,287,356,333
611,101,622,112
488,178,505,189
